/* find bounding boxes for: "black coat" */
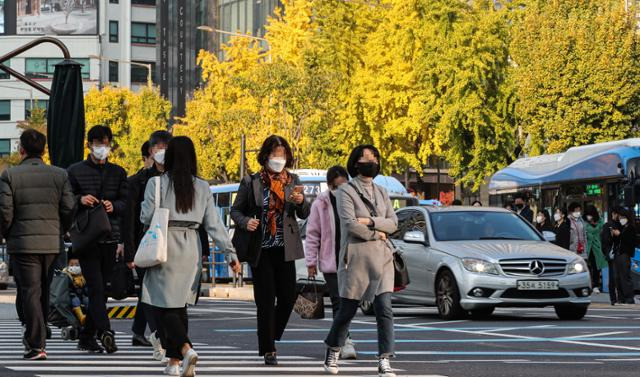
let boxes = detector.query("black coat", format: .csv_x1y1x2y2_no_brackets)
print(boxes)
618,224,636,257
601,220,620,257
67,157,128,243
123,166,161,262
536,221,554,234
518,205,534,224
554,220,571,250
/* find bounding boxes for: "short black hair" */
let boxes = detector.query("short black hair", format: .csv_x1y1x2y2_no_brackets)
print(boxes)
87,125,113,143
257,135,294,168
585,206,600,222
20,128,46,157
538,209,551,222
452,199,463,205
554,207,568,217
346,144,381,178
568,202,582,212
149,130,172,147
514,192,527,201
327,165,349,185
141,141,150,158
471,200,483,206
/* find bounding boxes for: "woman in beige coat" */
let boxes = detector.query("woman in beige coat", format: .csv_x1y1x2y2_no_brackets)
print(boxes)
323,145,398,377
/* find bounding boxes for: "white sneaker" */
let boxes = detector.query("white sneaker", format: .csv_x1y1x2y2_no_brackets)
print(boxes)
378,357,396,377
593,287,601,295
150,331,166,361
340,338,357,360
164,364,180,376
181,348,198,377
323,347,340,375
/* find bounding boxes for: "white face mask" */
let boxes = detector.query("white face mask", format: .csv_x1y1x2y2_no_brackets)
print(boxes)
153,149,166,165
267,158,286,173
572,212,581,219
620,218,628,226
68,266,82,275
554,213,562,222
536,215,544,223
586,215,593,222
91,145,110,161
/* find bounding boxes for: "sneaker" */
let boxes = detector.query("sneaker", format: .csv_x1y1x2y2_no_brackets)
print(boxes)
264,352,278,366
164,364,180,376
592,287,601,295
378,357,396,377
99,330,118,354
150,331,166,361
181,348,198,377
340,338,357,360
23,349,47,360
78,337,105,353
323,347,340,375
132,333,152,347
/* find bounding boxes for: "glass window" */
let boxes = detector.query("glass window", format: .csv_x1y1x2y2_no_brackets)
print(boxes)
109,21,119,43
131,62,155,83
25,58,90,79
109,61,119,82
24,100,48,119
0,60,10,80
429,211,543,242
216,193,230,208
109,0,119,3
131,22,156,45
132,0,156,4
0,140,11,157
231,2,239,32
0,101,9,121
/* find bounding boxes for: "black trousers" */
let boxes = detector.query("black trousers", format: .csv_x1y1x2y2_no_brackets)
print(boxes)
155,306,191,360
131,267,157,336
608,260,618,304
12,254,56,351
614,253,635,304
587,252,601,289
250,247,296,356
78,243,117,339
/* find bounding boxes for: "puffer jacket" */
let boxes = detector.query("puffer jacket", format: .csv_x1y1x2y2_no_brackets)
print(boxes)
0,157,75,254
67,157,128,243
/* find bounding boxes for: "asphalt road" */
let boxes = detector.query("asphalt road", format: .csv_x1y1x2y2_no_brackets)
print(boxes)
1,299,640,377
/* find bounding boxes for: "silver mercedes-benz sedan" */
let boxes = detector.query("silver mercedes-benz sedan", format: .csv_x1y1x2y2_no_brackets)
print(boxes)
380,206,592,320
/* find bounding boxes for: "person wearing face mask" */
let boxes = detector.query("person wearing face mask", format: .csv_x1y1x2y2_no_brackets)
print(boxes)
567,202,588,258
64,259,89,327
323,145,399,377
602,207,623,305
230,135,310,365
304,166,357,360
553,208,571,250
612,208,636,304
67,125,128,354
123,130,172,354
513,193,533,223
584,206,606,295
535,210,554,233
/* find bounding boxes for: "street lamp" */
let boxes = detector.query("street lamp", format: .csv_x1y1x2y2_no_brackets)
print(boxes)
88,54,153,88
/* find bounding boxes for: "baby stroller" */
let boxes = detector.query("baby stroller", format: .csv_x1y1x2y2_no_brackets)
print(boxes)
48,269,82,340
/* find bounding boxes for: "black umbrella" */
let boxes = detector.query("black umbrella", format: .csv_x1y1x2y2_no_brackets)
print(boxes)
47,59,86,169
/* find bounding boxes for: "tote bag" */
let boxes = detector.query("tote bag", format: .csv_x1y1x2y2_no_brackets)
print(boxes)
293,278,325,320
134,177,169,268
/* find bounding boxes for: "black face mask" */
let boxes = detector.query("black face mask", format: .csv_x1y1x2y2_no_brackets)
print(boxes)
516,203,524,210
357,162,380,178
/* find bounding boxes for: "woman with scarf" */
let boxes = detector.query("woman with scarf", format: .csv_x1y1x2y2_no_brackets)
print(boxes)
230,135,310,366
584,206,607,295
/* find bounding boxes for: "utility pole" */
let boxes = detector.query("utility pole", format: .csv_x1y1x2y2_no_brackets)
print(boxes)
240,134,246,178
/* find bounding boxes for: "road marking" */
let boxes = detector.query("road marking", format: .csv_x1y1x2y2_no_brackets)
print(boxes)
586,315,626,320
563,331,629,339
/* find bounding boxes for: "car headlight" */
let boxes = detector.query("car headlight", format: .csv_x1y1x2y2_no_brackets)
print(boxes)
461,258,499,275
567,258,588,274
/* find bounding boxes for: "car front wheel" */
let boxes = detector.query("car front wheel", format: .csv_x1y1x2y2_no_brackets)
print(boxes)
436,270,465,320
554,304,588,320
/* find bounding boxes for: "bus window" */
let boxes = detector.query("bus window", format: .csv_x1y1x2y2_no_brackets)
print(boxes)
216,192,230,208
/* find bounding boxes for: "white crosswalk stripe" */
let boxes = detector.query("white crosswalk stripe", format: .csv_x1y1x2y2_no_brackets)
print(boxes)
0,320,444,376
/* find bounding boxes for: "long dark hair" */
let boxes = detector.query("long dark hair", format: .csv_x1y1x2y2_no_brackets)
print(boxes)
164,136,197,213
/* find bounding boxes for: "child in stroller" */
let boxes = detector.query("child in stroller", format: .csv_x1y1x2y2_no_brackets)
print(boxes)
48,259,89,340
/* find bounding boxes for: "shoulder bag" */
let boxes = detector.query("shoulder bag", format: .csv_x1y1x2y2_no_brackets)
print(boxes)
69,172,112,254
232,175,262,266
134,176,169,268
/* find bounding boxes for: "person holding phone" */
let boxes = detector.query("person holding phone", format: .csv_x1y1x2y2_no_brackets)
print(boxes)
230,135,310,365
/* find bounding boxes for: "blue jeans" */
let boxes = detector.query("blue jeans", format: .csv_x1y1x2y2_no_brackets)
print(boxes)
324,292,394,358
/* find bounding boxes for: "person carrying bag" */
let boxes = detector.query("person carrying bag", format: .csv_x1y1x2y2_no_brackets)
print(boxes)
134,176,169,268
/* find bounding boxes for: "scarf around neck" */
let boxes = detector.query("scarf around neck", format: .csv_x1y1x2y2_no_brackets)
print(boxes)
261,169,291,236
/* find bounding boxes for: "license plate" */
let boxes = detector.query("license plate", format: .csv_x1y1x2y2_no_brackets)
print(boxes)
517,280,559,290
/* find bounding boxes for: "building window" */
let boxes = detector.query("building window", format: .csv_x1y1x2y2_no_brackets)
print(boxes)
25,58,90,80
0,60,10,80
131,23,156,45
109,61,119,82
131,62,155,83
0,101,10,121
0,140,11,157
109,0,119,3
109,21,119,43
132,0,156,5
25,100,49,119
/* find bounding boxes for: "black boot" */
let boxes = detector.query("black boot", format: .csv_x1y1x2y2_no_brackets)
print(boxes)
99,330,118,354
78,337,105,353
264,352,278,365
132,333,152,347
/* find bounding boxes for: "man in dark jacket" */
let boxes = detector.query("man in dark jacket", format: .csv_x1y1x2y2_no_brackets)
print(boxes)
601,208,621,305
67,125,127,354
123,130,170,353
514,193,534,224
0,129,75,360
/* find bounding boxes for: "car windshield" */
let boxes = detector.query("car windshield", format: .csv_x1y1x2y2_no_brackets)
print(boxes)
429,211,542,242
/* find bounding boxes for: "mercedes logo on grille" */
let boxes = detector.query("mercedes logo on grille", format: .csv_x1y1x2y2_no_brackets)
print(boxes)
529,260,545,275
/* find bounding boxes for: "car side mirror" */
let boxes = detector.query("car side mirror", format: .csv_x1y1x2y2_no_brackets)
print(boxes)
542,231,556,243
404,230,427,246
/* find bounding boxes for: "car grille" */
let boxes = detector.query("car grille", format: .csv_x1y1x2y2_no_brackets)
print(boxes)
499,258,567,277
501,288,569,299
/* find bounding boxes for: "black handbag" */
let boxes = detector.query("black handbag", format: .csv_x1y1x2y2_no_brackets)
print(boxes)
69,203,112,254
232,175,262,266
293,278,325,320
108,255,134,300
348,182,410,292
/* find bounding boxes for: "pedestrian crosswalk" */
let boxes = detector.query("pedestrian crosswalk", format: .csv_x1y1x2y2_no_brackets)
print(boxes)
0,320,445,376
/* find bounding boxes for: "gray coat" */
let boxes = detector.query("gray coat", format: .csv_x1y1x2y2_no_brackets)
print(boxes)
337,177,398,301
569,216,588,259
140,175,238,308
0,157,75,254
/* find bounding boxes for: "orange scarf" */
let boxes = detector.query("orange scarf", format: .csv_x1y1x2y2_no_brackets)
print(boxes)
261,169,291,236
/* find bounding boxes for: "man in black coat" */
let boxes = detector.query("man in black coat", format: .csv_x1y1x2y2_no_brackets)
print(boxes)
514,193,534,224
0,130,75,360
601,208,621,305
67,125,127,354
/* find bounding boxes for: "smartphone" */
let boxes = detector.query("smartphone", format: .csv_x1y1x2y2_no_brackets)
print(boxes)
293,185,304,194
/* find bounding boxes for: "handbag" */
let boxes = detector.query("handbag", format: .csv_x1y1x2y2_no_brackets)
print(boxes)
293,278,325,320
348,182,410,292
109,256,134,300
232,175,262,266
69,203,112,254
134,177,169,268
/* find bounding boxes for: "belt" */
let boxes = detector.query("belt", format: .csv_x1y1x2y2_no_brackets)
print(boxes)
168,221,199,229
